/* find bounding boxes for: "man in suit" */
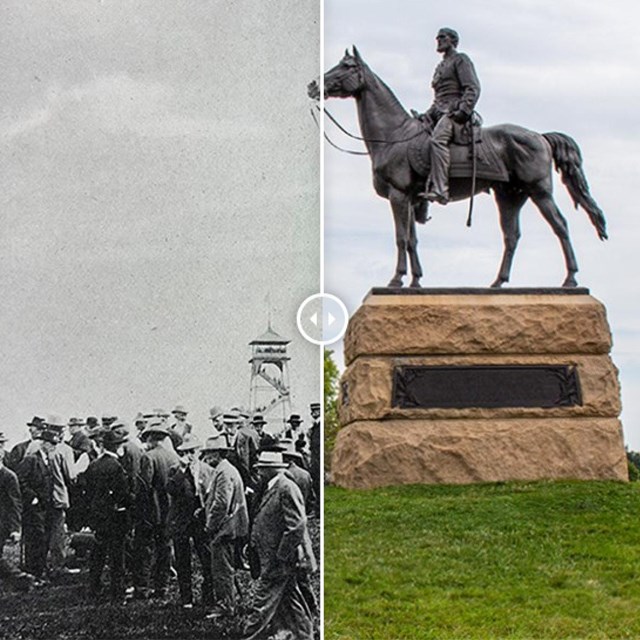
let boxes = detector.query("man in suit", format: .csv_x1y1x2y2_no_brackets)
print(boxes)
138,420,180,600
83,426,132,602
281,439,315,514
168,405,193,439
45,415,76,579
16,426,58,583
5,417,45,473
242,451,316,640
200,433,249,618
209,406,224,433
67,418,90,460
235,414,263,491
167,434,214,608
284,414,309,469
0,431,34,591
308,403,321,516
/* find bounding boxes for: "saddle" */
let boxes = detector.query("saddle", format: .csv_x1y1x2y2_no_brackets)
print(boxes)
408,120,509,183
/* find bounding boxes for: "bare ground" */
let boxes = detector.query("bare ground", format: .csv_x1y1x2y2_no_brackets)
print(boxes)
0,517,320,640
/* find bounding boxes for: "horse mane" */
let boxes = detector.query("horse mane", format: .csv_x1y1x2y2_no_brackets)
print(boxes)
349,48,413,131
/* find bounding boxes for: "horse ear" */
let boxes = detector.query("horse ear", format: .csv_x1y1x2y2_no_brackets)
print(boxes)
345,48,350,58
352,45,362,61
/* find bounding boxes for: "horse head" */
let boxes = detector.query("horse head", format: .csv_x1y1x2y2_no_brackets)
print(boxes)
323,46,366,99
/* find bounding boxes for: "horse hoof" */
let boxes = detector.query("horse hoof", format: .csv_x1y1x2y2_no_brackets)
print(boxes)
490,280,504,289
387,277,403,288
562,276,578,288
409,278,421,289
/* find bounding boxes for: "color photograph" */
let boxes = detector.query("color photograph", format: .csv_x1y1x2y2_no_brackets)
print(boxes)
321,1,640,638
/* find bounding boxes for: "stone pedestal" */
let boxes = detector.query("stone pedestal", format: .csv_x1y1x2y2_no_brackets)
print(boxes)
332,288,627,489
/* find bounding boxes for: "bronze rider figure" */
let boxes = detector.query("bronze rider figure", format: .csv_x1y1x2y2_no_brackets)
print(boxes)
420,27,481,205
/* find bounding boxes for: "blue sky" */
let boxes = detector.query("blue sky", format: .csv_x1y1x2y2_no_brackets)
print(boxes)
323,0,640,447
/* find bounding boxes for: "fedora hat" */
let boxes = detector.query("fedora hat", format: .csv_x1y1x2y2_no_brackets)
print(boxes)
140,420,170,440
177,433,202,452
255,450,288,468
200,433,231,452
69,431,93,453
286,414,303,424
209,406,224,420
103,426,128,447
86,424,105,441
68,417,85,428
251,414,267,426
27,416,45,429
172,405,188,415
46,415,66,430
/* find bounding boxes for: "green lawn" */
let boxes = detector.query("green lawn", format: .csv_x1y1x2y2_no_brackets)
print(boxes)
324,481,640,640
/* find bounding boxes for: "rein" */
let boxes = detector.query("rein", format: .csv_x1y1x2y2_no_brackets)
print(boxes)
309,106,368,156
321,105,426,145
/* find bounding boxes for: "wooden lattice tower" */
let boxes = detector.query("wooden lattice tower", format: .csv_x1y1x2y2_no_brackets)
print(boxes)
249,323,292,428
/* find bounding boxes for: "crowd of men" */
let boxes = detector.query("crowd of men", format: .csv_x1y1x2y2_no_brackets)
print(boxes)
0,403,322,640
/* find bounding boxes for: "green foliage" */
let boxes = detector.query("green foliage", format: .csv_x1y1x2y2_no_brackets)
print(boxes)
325,481,640,639
324,348,341,471
626,448,640,481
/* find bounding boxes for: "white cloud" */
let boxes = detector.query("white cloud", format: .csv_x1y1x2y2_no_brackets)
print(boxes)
0,75,272,142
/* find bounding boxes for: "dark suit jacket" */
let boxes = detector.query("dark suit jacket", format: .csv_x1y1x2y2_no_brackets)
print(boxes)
17,452,54,526
167,465,199,537
5,440,32,473
141,445,180,527
120,439,144,499
285,463,314,513
251,473,311,575
83,453,132,533
0,465,21,539
204,459,248,543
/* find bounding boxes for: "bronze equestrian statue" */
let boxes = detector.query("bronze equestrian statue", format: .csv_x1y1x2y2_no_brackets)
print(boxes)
308,38,607,289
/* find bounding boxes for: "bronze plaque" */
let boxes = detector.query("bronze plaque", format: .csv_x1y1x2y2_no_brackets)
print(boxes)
392,365,582,409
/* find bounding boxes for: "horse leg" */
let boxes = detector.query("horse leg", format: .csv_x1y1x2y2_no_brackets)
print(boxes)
407,209,423,288
530,187,579,287
387,190,410,287
491,187,527,288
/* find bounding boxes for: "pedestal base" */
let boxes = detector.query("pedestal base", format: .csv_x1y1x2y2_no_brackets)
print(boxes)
334,289,626,488
332,418,627,489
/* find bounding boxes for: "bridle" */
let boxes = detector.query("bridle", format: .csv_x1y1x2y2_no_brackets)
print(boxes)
309,58,427,155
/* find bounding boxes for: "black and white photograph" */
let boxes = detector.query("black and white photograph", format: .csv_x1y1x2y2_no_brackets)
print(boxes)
320,1,640,638
0,2,321,639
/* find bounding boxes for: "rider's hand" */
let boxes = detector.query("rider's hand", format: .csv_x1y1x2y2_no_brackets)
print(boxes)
9,531,21,544
451,110,469,125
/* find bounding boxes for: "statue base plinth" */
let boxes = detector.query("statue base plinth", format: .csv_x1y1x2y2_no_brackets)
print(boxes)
333,289,626,489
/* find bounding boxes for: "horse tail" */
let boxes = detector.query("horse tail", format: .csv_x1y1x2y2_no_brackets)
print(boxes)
543,132,608,240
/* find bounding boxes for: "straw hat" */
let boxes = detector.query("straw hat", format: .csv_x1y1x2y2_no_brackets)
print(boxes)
255,451,288,468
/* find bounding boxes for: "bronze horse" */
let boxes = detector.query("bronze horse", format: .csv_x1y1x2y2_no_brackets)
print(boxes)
309,47,607,288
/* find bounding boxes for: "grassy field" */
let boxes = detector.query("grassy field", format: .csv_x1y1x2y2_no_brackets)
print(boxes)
0,517,320,640
324,481,640,640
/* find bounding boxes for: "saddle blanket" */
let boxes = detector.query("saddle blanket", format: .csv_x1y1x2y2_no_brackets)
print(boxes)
408,129,509,183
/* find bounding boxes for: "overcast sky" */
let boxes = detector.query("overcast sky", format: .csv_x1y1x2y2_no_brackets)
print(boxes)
0,0,320,446
324,0,640,447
